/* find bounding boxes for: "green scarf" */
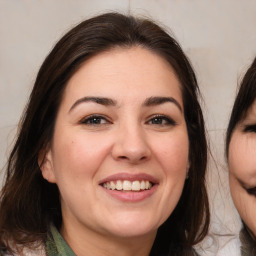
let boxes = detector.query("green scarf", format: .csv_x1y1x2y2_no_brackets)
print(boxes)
46,225,76,256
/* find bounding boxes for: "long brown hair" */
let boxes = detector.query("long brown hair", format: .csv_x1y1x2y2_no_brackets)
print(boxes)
0,12,209,255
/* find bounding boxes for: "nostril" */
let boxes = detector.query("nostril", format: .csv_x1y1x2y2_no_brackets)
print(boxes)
117,155,148,162
111,140,151,163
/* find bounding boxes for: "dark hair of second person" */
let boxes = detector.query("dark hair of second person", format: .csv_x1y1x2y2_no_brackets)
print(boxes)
226,57,256,255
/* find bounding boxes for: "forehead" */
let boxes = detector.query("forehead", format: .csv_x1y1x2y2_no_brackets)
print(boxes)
61,46,183,108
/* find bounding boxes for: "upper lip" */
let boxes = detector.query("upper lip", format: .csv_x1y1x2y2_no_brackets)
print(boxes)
98,173,159,185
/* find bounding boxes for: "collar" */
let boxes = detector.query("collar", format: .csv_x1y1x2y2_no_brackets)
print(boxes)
46,224,76,256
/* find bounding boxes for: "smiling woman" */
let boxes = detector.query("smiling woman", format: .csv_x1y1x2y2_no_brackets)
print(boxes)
226,57,256,255
0,13,209,256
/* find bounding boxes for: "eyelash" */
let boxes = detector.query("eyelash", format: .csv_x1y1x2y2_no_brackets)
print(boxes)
243,124,256,133
80,115,111,125
79,114,176,127
146,115,176,126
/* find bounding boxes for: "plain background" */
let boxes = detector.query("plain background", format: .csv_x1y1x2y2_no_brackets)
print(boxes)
1,1,256,255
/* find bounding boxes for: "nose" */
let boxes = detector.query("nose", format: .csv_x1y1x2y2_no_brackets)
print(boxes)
111,125,151,164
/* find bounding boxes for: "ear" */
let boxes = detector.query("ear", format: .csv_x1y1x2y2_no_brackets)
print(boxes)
38,147,56,183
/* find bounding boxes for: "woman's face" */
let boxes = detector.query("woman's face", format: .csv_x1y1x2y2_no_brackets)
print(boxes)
42,46,189,242
229,101,256,237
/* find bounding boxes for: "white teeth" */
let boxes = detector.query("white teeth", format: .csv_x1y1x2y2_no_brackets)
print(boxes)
132,181,140,191
123,180,132,191
102,180,153,191
144,181,152,189
116,180,122,190
110,181,115,190
140,180,146,190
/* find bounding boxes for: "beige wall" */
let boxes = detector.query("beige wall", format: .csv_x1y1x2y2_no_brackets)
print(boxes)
1,1,256,255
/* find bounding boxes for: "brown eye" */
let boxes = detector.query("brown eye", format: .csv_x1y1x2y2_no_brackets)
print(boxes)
147,115,176,126
80,115,110,125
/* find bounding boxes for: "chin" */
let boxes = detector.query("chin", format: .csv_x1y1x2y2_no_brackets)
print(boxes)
104,217,159,238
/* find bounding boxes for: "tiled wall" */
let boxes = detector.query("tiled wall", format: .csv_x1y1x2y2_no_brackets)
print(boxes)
1,1,256,255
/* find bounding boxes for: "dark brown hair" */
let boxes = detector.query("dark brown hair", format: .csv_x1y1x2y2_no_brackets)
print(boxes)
0,12,209,255
226,57,256,156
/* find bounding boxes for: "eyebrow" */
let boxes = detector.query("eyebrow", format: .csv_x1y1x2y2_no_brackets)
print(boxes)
143,96,182,112
69,96,182,112
69,97,117,112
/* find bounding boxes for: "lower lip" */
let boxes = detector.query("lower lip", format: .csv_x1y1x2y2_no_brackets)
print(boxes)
101,185,158,202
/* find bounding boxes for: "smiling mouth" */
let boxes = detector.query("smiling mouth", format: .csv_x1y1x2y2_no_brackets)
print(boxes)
101,180,153,192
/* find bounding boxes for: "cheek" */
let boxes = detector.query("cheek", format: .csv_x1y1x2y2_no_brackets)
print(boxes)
229,135,256,180
155,132,189,174
51,131,111,182
229,174,242,202
151,130,189,214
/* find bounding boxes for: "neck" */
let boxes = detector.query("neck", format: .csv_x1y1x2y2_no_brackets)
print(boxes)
60,220,156,256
